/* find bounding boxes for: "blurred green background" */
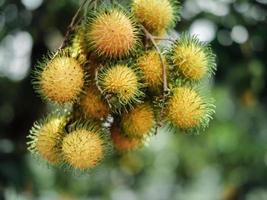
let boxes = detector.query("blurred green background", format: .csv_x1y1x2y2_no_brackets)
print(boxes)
0,0,267,199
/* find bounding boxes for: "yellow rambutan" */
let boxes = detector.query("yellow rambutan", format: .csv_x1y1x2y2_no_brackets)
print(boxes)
27,115,68,164
169,33,216,81
61,123,105,170
166,86,214,130
79,85,109,120
110,126,144,152
86,8,139,58
137,50,166,92
121,103,155,138
97,64,144,108
132,0,179,35
33,55,85,104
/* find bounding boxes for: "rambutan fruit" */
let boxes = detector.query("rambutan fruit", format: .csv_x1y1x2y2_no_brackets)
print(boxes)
79,85,109,121
97,63,144,110
86,8,139,58
110,126,145,152
137,50,167,93
132,0,179,35
61,122,106,170
121,103,155,138
27,114,69,164
169,33,216,81
32,53,85,104
166,86,215,131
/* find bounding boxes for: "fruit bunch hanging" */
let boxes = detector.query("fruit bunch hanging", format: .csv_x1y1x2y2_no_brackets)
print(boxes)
27,0,216,171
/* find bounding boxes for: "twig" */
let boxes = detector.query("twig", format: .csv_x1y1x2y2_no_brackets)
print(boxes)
152,36,175,43
58,0,97,50
142,26,170,128
142,27,169,95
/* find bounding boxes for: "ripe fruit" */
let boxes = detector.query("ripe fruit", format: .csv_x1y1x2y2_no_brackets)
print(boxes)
86,8,139,58
110,126,145,152
27,115,68,164
33,54,85,104
169,33,216,81
28,1,216,171
97,64,144,109
61,123,105,170
166,86,214,130
137,50,166,93
79,85,109,120
132,0,179,35
121,103,155,138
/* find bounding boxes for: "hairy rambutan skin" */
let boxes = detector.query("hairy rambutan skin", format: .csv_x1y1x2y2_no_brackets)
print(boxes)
61,122,105,170
27,114,69,164
110,126,144,152
132,0,179,35
169,33,216,82
97,63,144,110
121,103,155,138
33,54,85,104
86,8,139,58
166,86,215,131
137,50,167,93
79,85,109,120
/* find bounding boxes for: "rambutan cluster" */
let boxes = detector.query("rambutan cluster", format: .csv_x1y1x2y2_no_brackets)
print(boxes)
27,0,216,171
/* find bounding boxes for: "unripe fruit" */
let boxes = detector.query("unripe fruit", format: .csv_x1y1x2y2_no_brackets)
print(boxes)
169,34,216,81
27,115,68,164
121,103,155,138
86,9,139,58
61,124,104,170
110,126,144,151
132,0,178,35
34,56,85,104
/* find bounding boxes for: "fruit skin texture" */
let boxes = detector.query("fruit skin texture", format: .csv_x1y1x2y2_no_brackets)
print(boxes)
98,64,143,108
137,50,166,93
110,126,144,152
27,115,68,164
86,8,139,58
121,103,155,138
166,87,204,130
169,33,216,81
33,55,85,104
79,85,109,120
61,126,104,170
132,0,179,35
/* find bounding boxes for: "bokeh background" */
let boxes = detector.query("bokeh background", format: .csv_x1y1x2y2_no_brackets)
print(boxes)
0,0,267,199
